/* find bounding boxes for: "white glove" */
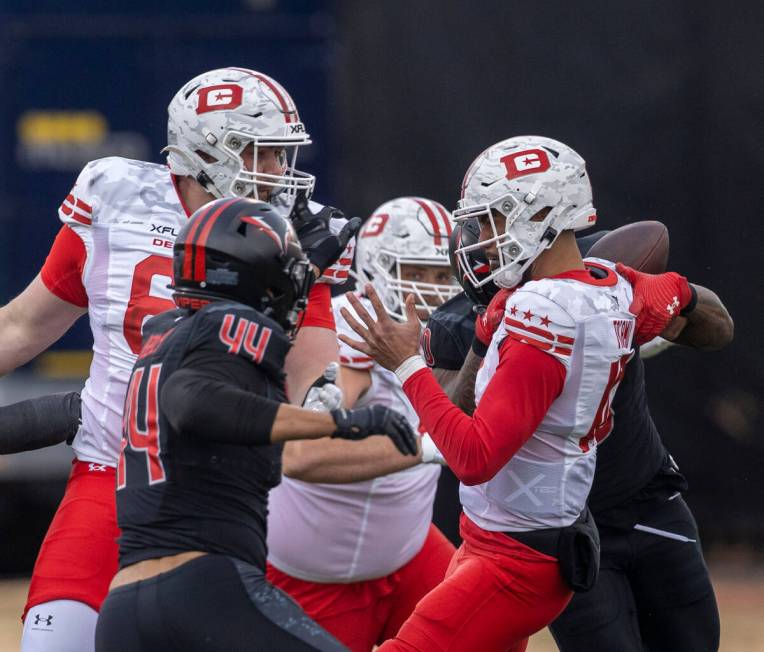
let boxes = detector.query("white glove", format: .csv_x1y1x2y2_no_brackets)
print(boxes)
639,336,675,359
302,362,344,412
420,433,446,465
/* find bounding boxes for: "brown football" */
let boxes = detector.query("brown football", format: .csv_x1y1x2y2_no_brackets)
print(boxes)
586,220,669,273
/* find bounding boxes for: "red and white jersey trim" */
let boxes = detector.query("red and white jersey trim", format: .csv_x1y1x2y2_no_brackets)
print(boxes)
60,193,93,225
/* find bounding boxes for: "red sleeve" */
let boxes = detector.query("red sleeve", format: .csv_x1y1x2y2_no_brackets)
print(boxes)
40,225,88,307
300,283,336,330
402,338,566,485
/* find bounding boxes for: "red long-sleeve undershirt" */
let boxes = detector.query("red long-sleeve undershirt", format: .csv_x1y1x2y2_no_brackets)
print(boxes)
403,337,566,486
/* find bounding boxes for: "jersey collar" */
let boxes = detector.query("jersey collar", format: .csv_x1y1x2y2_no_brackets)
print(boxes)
551,261,618,286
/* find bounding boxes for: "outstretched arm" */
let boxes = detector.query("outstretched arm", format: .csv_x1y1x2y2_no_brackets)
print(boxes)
161,355,417,455
0,275,86,375
0,392,81,454
282,361,424,483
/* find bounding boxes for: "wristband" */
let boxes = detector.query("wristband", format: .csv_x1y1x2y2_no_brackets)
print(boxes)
680,284,698,316
470,336,488,358
394,355,428,384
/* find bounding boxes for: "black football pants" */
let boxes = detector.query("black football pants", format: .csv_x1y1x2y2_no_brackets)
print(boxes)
95,554,347,651
549,495,719,652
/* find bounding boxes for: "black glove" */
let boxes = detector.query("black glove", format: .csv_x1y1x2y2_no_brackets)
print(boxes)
330,405,418,456
289,190,361,276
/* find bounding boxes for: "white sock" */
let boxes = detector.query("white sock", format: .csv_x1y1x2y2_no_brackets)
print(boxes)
22,600,97,652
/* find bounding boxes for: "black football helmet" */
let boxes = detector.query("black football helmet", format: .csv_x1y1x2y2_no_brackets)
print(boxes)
448,218,498,306
172,198,312,335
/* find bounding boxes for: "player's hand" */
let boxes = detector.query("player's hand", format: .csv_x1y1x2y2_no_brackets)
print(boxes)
474,288,514,347
616,263,696,345
330,405,418,456
338,285,421,371
289,190,361,276
302,362,344,412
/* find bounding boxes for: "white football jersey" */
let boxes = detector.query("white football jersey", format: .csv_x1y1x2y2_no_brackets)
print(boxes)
266,293,440,582
60,157,187,466
462,260,635,531
58,157,353,467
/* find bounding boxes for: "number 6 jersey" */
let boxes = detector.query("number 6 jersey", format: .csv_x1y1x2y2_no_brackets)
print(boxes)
40,156,354,468
41,157,190,467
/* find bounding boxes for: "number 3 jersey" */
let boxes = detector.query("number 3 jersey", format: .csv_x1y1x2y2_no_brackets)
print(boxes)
462,260,635,532
41,156,353,468
116,302,291,569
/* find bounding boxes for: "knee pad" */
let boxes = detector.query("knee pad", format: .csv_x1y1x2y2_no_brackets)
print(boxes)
22,600,98,652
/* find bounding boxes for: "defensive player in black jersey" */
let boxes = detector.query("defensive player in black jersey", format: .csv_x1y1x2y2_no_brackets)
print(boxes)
93,199,417,652
425,219,732,652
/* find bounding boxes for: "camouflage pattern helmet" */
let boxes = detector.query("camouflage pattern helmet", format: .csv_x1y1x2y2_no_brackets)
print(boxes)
454,136,597,289
354,197,460,321
164,67,314,207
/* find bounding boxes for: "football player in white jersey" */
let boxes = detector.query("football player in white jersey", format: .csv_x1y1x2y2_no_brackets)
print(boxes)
0,67,356,652
266,197,461,651
339,136,654,651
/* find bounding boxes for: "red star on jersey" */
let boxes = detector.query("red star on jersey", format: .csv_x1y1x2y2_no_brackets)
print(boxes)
522,309,533,321
509,305,518,316
540,315,551,327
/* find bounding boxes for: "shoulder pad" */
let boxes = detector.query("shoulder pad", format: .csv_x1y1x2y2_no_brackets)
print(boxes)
57,157,141,229
332,293,374,370
425,293,474,369
58,159,105,229
504,288,577,367
189,302,291,377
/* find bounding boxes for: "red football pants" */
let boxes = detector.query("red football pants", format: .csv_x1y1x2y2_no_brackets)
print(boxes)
23,460,120,620
267,524,455,652
377,513,573,652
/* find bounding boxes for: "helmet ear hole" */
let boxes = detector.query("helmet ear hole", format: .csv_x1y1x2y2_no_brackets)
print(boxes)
530,206,553,222
195,149,218,164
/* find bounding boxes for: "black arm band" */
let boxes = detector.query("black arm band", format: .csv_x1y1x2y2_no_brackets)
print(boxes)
0,392,81,454
470,336,488,358
680,284,698,316
160,368,280,446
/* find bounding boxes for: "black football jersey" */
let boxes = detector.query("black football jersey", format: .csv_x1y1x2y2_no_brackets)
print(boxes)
116,301,291,569
426,231,685,525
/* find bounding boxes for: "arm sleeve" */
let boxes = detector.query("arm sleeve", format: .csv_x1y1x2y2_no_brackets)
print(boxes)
159,349,281,446
300,283,336,330
40,226,88,307
402,338,566,485
0,392,81,454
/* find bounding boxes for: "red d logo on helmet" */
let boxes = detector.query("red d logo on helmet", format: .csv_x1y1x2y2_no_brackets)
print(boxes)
196,84,244,114
500,149,551,180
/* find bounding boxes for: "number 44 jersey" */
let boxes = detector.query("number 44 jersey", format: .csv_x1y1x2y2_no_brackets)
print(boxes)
463,260,635,532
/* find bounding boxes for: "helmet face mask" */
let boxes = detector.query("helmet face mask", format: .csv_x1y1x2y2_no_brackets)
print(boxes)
165,68,315,211
454,136,597,289
448,218,498,305
354,197,461,320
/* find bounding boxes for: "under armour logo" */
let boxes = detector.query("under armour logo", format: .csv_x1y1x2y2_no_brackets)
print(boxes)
33,614,53,626
88,463,107,472
666,296,680,315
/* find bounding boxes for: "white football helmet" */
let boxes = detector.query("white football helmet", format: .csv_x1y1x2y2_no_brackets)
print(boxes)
164,67,314,207
454,135,597,289
354,197,461,320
